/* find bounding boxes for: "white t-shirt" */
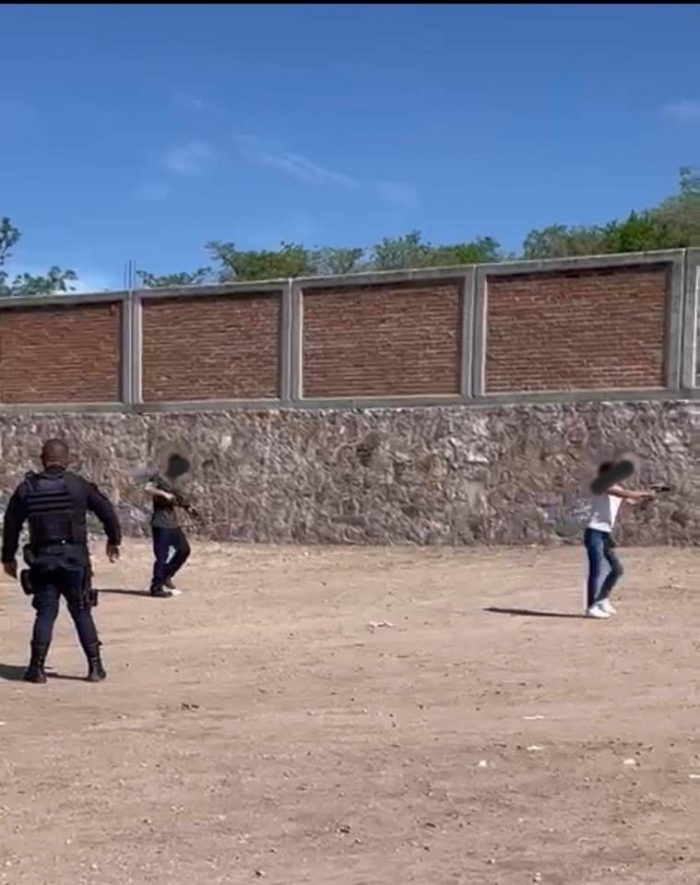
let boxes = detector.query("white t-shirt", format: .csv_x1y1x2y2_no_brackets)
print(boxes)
588,493,621,533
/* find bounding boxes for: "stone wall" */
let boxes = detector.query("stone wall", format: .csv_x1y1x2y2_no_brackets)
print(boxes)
0,401,698,547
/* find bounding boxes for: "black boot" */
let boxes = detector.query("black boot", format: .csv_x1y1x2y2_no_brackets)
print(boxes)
86,644,107,682
24,643,49,684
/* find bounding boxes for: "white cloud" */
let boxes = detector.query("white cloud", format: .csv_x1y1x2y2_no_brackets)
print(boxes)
234,133,418,207
161,141,215,176
134,140,214,202
374,180,419,208
274,151,358,188
171,92,215,113
661,99,700,124
235,135,356,188
70,271,120,293
136,181,171,202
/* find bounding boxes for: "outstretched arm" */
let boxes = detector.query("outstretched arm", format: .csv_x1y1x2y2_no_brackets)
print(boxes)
144,481,176,503
608,484,655,502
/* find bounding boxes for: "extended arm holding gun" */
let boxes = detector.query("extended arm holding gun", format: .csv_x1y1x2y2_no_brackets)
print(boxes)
172,490,201,521
632,482,671,510
144,481,201,521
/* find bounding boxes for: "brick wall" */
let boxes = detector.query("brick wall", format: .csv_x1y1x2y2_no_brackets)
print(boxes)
0,302,122,403
0,253,689,407
484,264,669,393
141,293,281,401
302,280,463,397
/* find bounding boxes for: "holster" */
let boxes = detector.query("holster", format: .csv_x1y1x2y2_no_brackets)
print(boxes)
22,542,97,608
85,560,98,609
20,568,34,596
21,544,36,595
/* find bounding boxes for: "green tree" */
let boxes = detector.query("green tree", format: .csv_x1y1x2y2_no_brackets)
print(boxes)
651,166,700,247
522,224,607,260
103,165,700,289
136,268,212,288
370,231,503,271
522,168,700,259
311,246,366,276
430,236,503,266
600,210,687,253
207,240,315,281
369,231,433,270
0,217,76,297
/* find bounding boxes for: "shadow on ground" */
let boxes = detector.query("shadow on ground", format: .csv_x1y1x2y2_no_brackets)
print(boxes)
0,663,26,681
485,606,583,620
0,663,86,682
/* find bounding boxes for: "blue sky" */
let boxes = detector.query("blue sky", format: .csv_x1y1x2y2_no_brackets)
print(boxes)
1,3,699,290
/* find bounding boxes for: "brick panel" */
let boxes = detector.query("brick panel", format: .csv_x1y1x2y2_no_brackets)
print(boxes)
485,265,669,393
142,293,281,401
303,281,463,397
0,302,122,403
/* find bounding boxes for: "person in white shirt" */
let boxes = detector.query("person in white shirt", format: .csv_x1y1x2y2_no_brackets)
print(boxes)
584,462,656,620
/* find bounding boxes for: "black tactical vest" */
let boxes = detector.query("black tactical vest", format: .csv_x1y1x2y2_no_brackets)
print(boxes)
25,471,79,549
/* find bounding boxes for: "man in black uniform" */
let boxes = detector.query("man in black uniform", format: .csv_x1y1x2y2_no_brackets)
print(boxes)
1,438,122,684
144,453,192,598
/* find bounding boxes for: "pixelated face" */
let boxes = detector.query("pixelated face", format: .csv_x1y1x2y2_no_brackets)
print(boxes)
165,453,191,480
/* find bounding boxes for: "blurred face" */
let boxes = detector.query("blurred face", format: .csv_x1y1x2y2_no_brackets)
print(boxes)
166,454,190,480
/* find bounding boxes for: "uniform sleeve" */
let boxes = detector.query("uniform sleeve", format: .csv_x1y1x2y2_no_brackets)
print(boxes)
85,482,122,546
1,483,28,563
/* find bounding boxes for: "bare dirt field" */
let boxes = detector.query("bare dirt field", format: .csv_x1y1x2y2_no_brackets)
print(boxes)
1,541,699,885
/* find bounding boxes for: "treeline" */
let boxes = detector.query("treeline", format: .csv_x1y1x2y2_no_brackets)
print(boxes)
1,168,698,296
0,217,76,298
137,167,700,287
136,233,504,288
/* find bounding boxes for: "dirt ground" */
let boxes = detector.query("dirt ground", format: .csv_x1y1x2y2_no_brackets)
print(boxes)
0,541,699,885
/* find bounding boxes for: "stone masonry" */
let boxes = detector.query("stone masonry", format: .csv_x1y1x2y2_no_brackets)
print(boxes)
0,400,698,547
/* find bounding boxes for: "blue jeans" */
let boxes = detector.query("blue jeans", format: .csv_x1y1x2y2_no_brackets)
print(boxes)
150,527,190,593
584,528,624,609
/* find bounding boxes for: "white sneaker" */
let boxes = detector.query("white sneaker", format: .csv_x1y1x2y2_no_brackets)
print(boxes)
586,604,612,619
599,598,616,615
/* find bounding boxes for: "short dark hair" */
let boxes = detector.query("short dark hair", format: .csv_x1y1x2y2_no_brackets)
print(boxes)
41,438,70,466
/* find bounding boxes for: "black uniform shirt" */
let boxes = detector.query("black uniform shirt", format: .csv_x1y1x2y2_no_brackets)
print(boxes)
1,466,122,562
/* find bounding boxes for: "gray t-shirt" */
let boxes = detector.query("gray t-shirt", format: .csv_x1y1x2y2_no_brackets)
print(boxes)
149,474,180,529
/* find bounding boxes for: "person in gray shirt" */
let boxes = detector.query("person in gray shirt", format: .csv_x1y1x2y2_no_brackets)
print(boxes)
144,454,192,598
